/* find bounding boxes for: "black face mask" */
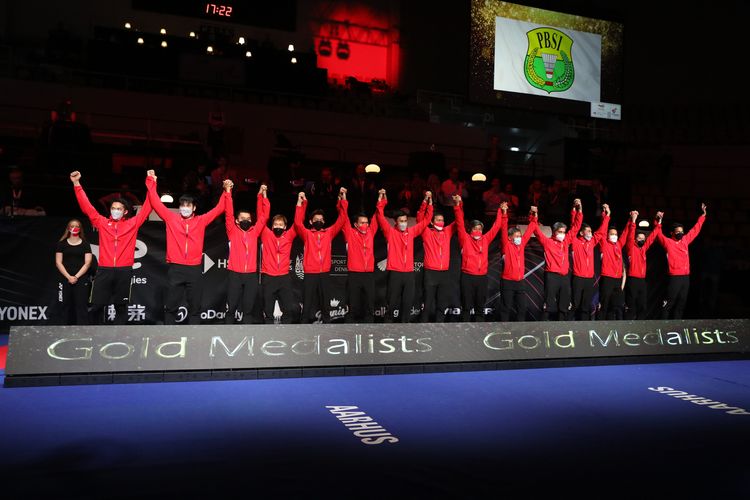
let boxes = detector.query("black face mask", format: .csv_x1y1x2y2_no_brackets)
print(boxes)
674,233,684,241
636,240,645,247
239,220,252,231
273,227,285,237
312,221,325,230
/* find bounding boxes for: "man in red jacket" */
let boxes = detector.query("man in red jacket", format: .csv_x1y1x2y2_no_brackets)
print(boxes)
294,189,346,323
223,181,269,324
532,198,582,320
656,203,707,319
259,207,299,324
70,170,152,324
498,202,538,322
570,204,608,320
454,196,504,321
376,188,433,323
597,205,630,320
417,191,457,322
624,210,663,319
146,169,229,324
338,188,379,323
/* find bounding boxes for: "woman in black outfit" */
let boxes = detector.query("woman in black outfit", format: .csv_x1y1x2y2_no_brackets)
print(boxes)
54,219,93,324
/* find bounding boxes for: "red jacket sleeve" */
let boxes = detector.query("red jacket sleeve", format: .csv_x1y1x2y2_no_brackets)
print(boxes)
485,208,505,242
256,194,270,229
453,203,468,247
499,213,509,252
328,199,347,238
594,214,610,245
413,203,433,236
74,185,106,228
202,191,228,224
565,209,582,243
415,201,429,223
683,214,706,245
133,192,152,228
521,216,537,246
294,200,310,239
531,216,548,249
618,220,630,249
643,220,661,251
146,178,175,223
225,192,236,236
376,199,391,238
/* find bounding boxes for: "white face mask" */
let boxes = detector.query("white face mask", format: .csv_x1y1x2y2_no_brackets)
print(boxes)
609,235,618,243
110,209,124,220
434,225,444,231
398,222,408,232
179,207,194,218
513,237,522,246
584,234,592,241
555,233,565,242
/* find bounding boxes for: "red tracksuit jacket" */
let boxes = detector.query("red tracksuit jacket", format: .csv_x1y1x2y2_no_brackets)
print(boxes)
625,219,661,279
376,199,432,272
147,178,227,265
454,203,504,276
260,225,297,276
571,214,609,278
599,222,631,279
338,199,379,272
417,202,455,271
74,184,152,268
499,213,538,281
294,199,346,274
656,215,705,276
532,209,582,275
225,193,269,273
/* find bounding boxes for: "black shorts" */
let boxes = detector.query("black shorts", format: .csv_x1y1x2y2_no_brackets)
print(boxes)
90,267,132,306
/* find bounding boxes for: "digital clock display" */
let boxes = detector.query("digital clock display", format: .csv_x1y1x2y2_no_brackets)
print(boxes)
205,3,233,17
132,1,296,31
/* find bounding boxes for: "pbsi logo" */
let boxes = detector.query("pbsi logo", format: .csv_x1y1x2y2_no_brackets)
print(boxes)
524,27,574,93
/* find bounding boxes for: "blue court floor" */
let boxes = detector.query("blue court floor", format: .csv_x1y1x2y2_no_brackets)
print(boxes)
2,359,749,498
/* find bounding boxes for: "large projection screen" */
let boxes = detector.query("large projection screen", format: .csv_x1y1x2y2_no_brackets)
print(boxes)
470,0,623,114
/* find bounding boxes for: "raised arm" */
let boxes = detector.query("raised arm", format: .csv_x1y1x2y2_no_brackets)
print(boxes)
375,190,391,238
145,171,174,222
224,184,236,235
643,212,663,251
684,204,707,245
203,181,230,222
294,192,310,237
655,211,669,248
594,205,611,245
256,184,270,229
413,202,433,236
619,217,631,249
415,191,432,223
565,198,583,243
337,196,352,242
132,188,153,228
529,206,547,246
70,171,105,227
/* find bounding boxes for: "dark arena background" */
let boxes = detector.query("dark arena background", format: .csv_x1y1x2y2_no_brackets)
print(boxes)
1,0,749,498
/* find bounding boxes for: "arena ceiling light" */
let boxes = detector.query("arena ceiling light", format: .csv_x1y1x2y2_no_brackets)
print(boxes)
318,39,332,57
638,220,650,228
291,57,298,64
365,164,381,174
510,147,520,152
206,45,214,54
245,51,252,58
189,31,196,38
160,193,174,204
160,28,167,35
238,36,246,45
336,41,350,59
124,22,132,29
161,40,168,48
137,37,144,45
472,173,487,182
288,44,295,52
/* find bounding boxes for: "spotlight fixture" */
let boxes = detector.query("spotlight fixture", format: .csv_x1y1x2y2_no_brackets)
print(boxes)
207,45,214,54
336,41,350,60
318,39,332,57
365,164,381,174
291,57,298,64
245,51,252,58
161,40,168,48
124,22,132,29
638,220,651,228
160,194,174,204
160,28,167,35
189,31,196,38
471,173,487,182
510,147,520,152
288,44,295,52
238,36,246,45
137,37,144,45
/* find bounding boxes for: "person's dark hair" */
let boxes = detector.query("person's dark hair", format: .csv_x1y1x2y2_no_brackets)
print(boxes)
579,223,591,232
393,210,407,220
272,214,287,225
310,209,325,219
636,230,647,239
59,219,86,242
235,209,252,219
431,210,444,221
508,227,521,237
179,194,196,206
552,222,567,232
470,220,484,230
672,222,684,232
355,212,369,222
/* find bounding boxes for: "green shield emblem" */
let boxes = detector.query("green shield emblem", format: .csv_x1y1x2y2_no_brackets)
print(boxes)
524,27,574,93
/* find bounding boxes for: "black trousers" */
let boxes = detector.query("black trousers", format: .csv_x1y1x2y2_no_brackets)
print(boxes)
662,275,690,319
421,269,452,322
302,273,333,323
89,267,131,325
542,272,570,321
262,273,299,324
500,278,527,322
461,273,488,322
164,264,203,325
598,276,623,320
386,271,415,323
571,276,595,321
57,278,89,325
347,271,375,323
226,271,259,324
626,277,648,320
